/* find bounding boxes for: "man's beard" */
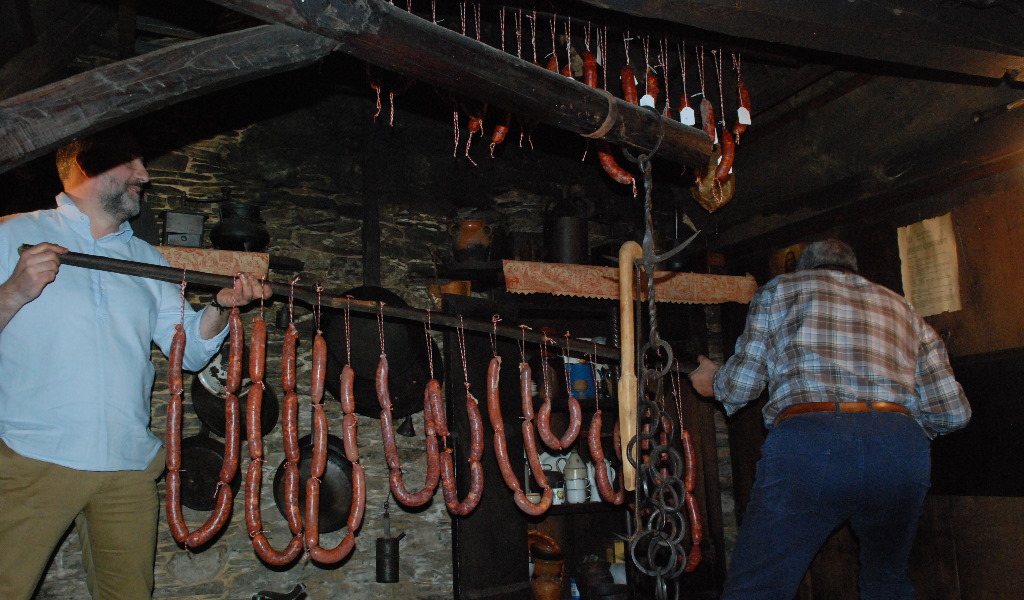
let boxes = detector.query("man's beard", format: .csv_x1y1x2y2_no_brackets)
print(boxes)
100,181,142,223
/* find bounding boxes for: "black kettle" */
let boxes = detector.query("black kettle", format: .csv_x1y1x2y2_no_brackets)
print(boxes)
209,187,270,252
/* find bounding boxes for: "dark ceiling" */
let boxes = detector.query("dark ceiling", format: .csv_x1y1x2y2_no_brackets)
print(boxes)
3,0,1024,259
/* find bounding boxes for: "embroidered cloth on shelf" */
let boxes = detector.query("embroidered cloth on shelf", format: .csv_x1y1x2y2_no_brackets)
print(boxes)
502,260,756,304
156,247,269,277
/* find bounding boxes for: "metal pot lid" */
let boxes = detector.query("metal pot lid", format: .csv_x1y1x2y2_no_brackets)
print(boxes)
179,434,241,512
273,434,353,534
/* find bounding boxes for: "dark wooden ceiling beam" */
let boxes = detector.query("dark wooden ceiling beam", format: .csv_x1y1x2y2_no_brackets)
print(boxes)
708,100,1024,255
0,1,118,100
206,0,712,168
0,24,336,174
578,0,1024,82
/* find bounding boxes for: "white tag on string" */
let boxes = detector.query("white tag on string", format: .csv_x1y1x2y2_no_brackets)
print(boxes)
640,94,656,108
738,106,751,125
680,106,696,126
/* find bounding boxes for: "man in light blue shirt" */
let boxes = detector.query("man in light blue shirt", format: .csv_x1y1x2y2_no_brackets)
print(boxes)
0,130,269,600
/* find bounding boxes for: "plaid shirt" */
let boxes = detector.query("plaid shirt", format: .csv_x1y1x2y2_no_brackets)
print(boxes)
713,269,970,439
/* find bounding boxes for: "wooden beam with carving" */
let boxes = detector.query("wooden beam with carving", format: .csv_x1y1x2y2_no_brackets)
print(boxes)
576,0,1024,82
207,0,712,168
0,24,337,174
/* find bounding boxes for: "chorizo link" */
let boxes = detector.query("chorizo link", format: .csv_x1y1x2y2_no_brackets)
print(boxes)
621,64,638,105
339,363,356,414
700,98,716,142
246,316,267,458
377,354,441,507
587,410,625,504
715,126,736,182
439,389,485,516
487,357,549,514
243,317,302,566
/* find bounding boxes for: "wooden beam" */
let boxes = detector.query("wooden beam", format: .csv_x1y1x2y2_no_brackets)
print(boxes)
709,101,1024,255
207,0,712,168
0,24,337,174
0,1,118,100
577,0,1024,82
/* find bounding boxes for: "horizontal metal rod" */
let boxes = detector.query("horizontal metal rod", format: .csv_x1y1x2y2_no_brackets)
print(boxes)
56,250,622,361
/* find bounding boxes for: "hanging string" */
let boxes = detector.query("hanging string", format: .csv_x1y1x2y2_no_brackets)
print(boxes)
678,43,687,95
377,301,388,355
591,341,601,412
549,14,558,68
424,308,435,379
473,1,481,42
179,269,187,324
314,283,324,333
490,314,501,357
288,276,300,323
539,333,554,401
456,315,471,389
659,38,671,116
499,6,506,53
564,17,572,75
431,0,436,23
529,10,538,64
345,295,353,366
459,1,467,36
696,46,707,100
714,49,727,128
601,26,609,90
514,9,523,58
670,358,685,439
452,109,460,158
258,275,266,320
642,35,652,96
562,331,574,402
518,324,531,364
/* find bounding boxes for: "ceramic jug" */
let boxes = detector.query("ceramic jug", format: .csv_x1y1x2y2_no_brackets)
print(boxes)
449,219,492,263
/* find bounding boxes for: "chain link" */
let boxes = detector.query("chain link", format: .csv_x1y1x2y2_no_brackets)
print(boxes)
621,134,701,599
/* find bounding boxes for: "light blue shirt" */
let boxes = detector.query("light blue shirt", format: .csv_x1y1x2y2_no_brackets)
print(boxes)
0,194,227,471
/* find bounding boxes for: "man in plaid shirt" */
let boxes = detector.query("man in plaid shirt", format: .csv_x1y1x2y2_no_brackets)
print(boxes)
689,239,970,600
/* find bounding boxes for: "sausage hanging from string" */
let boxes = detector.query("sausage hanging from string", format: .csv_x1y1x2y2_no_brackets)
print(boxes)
246,279,304,566
306,292,365,564
438,316,486,515
377,304,442,508
165,278,240,549
487,318,553,515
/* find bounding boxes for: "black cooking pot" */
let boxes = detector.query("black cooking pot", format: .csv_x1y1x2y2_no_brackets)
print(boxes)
272,434,352,534
209,201,270,252
321,286,441,419
191,344,279,440
179,434,241,511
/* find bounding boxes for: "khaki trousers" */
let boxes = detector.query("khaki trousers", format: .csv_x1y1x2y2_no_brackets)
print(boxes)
0,440,165,600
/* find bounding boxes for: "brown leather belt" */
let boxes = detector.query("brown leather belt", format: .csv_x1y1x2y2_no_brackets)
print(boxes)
775,401,911,425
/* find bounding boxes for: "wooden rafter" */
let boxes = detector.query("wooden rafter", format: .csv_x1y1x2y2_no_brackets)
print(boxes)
0,24,337,174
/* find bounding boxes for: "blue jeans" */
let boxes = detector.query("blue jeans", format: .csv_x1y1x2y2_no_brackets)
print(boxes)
721,410,931,600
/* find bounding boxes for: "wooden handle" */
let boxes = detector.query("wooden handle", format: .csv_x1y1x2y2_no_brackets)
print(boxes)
617,241,642,491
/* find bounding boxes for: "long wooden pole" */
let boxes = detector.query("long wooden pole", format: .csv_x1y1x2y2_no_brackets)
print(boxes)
53,250,622,361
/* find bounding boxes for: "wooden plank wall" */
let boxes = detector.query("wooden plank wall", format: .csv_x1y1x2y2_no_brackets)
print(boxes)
924,164,1024,357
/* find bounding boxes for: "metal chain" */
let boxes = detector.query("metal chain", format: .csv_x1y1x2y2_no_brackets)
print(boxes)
623,130,699,599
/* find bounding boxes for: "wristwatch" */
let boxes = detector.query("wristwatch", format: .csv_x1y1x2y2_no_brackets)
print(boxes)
209,297,231,313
